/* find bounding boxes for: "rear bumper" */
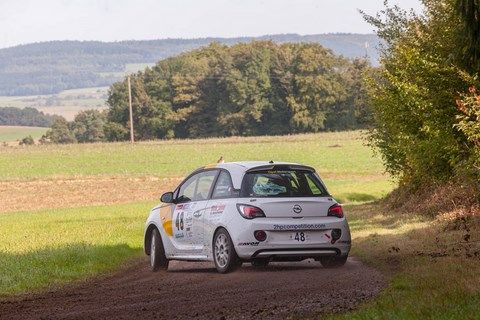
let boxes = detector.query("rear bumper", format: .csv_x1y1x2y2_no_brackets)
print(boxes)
252,248,340,260
229,216,352,260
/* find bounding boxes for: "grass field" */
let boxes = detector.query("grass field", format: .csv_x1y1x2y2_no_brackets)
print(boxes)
0,202,151,295
0,132,393,204
3,130,478,319
0,126,48,142
0,130,393,295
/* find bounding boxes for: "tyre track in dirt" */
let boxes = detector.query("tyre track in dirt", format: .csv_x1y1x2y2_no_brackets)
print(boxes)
0,257,385,320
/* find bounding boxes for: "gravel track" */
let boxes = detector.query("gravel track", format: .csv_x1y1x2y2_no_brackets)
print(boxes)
0,257,385,320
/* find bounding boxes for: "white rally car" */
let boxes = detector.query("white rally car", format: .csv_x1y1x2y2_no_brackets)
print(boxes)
144,161,351,273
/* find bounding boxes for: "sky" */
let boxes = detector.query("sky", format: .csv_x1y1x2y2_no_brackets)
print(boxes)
0,0,423,49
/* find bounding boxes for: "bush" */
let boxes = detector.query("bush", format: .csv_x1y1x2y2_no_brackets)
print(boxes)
363,1,474,186
455,86,480,147
42,110,109,144
19,135,34,146
42,118,77,144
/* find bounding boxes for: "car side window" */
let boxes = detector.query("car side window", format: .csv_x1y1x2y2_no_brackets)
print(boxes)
212,171,234,199
177,174,200,203
194,170,218,201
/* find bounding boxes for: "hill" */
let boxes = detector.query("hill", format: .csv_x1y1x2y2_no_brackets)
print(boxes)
0,34,380,96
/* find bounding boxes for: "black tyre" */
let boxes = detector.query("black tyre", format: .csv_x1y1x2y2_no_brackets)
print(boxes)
251,259,269,268
319,255,348,268
213,228,241,273
150,228,169,272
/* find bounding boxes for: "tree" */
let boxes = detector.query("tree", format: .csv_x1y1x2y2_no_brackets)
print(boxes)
104,122,129,141
0,107,57,127
106,41,370,140
42,117,77,144
106,73,175,141
456,0,480,70
71,110,106,143
287,44,348,132
362,0,477,185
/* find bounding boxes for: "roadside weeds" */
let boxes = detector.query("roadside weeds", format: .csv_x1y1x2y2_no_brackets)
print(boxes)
326,203,480,319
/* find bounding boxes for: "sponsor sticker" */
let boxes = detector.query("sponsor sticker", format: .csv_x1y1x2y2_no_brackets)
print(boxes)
273,223,327,231
177,203,195,210
238,242,260,246
210,204,226,215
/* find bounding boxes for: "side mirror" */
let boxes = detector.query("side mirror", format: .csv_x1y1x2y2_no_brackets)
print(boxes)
160,192,174,203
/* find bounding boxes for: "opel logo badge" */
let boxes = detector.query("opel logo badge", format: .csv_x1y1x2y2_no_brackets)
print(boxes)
293,204,302,214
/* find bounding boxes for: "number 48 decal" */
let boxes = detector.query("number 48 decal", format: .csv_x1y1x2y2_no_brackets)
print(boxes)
294,232,306,242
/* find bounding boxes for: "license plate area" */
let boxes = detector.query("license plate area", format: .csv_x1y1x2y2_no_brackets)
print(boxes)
290,231,310,242
268,230,331,244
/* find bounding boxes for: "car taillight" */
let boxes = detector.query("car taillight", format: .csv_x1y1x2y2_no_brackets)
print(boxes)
237,204,266,219
328,204,344,218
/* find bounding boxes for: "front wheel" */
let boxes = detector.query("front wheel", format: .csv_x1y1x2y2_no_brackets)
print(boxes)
319,255,348,268
213,228,241,273
150,228,169,272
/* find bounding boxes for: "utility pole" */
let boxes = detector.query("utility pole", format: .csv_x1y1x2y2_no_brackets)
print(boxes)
127,75,134,143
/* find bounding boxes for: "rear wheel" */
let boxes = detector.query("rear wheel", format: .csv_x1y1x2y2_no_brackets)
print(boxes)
213,228,241,273
319,255,348,268
251,259,269,268
150,228,169,272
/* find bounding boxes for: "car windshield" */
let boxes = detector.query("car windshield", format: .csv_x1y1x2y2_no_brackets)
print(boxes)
240,169,328,197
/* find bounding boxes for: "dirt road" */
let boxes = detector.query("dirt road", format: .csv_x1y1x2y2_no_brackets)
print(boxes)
0,258,384,320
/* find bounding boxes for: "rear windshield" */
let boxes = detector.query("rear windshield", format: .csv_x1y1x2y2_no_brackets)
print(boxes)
240,170,329,197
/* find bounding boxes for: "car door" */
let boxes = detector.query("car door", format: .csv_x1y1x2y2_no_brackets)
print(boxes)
171,173,199,255
172,170,218,257
190,170,219,253
203,170,236,257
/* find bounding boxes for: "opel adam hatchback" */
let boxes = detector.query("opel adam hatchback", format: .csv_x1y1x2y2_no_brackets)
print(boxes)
144,161,351,273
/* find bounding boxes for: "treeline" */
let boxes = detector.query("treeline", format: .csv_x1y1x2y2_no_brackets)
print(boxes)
104,41,370,140
41,110,106,144
0,34,380,96
0,107,57,127
363,0,480,190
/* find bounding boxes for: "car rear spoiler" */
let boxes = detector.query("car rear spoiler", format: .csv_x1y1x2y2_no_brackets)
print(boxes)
246,164,316,173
